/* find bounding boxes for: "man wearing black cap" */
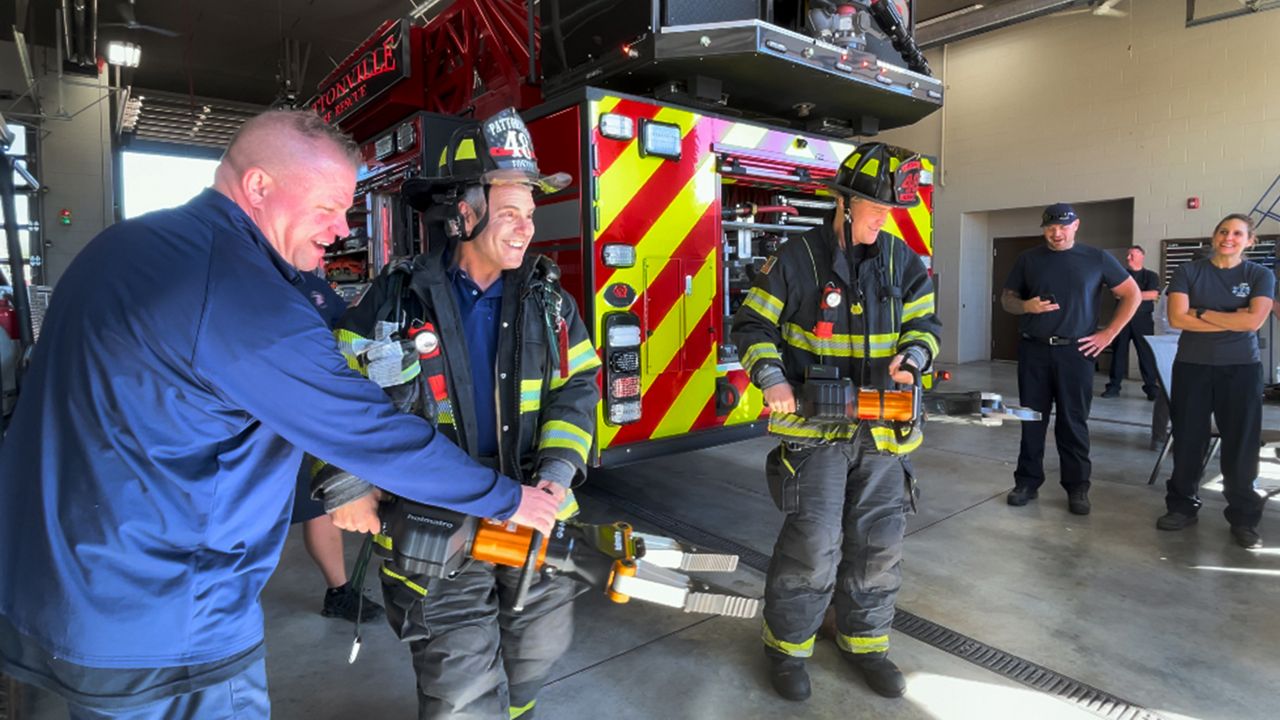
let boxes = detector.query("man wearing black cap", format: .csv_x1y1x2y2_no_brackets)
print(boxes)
1102,246,1162,400
1001,203,1140,515
311,108,600,719
733,142,941,702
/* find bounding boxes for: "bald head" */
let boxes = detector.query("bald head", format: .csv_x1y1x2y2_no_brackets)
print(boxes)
213,110,361,271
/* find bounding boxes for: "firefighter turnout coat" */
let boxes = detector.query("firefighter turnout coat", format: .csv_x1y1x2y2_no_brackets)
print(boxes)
328,243,600,491
732,224,941,453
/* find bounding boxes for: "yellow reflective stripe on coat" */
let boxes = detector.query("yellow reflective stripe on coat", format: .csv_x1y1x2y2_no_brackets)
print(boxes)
436,400,455,426
767,413,856,443
509,700,536,719
538,420,593,463
743,287,784,325
550,339,603,390
898,329,940,358
741,342,782,374
555,490,580,521
782,324,898,358
381,565,428,596
519,379,542,413
837,633,890,655
372,533,393,551
901,293,935,322
869,425,923,454
333,328,369,373
762,623,816,658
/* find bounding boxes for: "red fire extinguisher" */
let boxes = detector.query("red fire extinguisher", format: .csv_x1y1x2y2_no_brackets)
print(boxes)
0,295,19,340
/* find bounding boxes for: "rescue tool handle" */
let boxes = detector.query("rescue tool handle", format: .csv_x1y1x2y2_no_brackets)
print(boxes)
511,530,542,612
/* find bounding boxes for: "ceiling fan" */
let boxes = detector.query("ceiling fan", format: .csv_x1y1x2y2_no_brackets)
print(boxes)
1055,0,1129,18
100,1,181,37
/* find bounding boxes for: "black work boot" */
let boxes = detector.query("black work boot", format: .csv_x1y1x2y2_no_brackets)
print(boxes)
844,651,907,698
765,651,811,701
1067,489,1091,516
1006,487,1038,506
322,582,384,622
1156,512,1198,531
1230,526,1262,549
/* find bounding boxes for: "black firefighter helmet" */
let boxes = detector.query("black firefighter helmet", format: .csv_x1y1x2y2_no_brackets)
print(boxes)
401,108,571,217
825,142,923,209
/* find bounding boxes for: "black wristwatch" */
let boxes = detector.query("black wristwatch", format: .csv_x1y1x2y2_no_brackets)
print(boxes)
1195,308,1206,320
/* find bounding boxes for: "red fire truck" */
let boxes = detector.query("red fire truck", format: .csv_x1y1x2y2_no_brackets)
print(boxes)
314,0,942,465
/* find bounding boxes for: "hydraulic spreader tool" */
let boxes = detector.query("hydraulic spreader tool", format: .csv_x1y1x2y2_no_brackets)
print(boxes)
797,364,1041,441
375,498,761,618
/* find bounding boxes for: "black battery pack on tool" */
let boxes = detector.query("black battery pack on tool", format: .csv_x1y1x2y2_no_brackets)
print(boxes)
797,365,855,421
377,496,477,578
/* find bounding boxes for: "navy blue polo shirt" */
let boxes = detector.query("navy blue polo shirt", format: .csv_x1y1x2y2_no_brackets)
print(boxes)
1004,243,1129,339
0,189,519,678
448,266,503,457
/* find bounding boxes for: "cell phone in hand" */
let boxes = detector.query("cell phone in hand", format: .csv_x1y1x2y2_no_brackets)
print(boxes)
1040,294,1057,304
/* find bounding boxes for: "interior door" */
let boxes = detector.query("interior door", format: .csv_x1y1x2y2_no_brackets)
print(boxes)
991,236,1045,361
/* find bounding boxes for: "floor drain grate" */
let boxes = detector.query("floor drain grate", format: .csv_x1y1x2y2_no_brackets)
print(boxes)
584,485,1167,720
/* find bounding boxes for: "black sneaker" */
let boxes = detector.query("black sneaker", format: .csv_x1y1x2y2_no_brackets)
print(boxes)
843,652,907,698
1006,487,1038,506
1230,526,1262,549
1156,512,1198,531
1101,388,1120,398
1067,489,1091,516
765,652,810,701
322,582,384,622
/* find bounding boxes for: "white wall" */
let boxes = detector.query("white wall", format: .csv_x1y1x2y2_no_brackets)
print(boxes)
879,0,1280,362
1,40,115,286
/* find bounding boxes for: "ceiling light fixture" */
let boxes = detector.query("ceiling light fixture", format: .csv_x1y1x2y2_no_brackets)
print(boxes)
916,3,985,28
106,41,142,68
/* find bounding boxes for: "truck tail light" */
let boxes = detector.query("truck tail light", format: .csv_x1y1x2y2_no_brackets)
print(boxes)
603,312,642,425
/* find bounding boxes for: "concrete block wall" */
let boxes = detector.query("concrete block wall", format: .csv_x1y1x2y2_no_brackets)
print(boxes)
1,41,114,287
879,0,1280,363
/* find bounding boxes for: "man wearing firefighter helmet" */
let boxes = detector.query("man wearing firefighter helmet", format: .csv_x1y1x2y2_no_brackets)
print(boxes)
732,142,941,701
313,108,600,720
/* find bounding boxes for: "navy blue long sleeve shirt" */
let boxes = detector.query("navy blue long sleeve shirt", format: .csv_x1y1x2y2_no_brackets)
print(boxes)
0,189,521,670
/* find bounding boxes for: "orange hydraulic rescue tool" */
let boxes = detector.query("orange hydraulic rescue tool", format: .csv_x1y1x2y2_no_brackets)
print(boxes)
374,499,760,618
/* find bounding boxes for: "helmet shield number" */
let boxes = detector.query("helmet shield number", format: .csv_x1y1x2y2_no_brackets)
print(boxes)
893,157,923,205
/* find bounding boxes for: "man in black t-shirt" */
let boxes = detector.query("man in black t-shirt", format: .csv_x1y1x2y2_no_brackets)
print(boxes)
1001,203,1142,515
1102,246,1162,399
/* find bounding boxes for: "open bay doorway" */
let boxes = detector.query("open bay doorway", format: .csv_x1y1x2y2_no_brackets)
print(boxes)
119,150,220,219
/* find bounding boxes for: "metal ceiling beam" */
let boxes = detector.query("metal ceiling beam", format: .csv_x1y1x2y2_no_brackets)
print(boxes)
916,0,1084,48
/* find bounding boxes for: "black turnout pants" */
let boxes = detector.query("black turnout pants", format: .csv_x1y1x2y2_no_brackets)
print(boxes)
1015,339,1095,492
1106,314,1158,396
1166,361,1264,528
380,561,582,720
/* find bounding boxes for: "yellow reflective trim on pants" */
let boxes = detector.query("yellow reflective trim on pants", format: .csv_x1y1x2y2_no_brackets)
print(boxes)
901,293,935,322
782,324,898,358
333,328,370,373
381,565,428,596
538,420,593,464
762,622,815,658
372,533,393,551
509,699,536,719
741,342,782,374
837,634,890,655
743,287,784,325
898,330,940,358
550,339,603,390
869,425,923,454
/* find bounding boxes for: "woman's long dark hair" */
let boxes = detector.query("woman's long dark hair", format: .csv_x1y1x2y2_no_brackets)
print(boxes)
1213,213,1257,242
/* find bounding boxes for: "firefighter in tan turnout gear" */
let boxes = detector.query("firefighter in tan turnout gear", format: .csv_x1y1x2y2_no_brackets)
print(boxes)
731,142,942,701
313,109,600,719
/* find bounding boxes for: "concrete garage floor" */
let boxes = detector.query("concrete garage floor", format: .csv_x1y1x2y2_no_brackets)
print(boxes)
18,360,1280,719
